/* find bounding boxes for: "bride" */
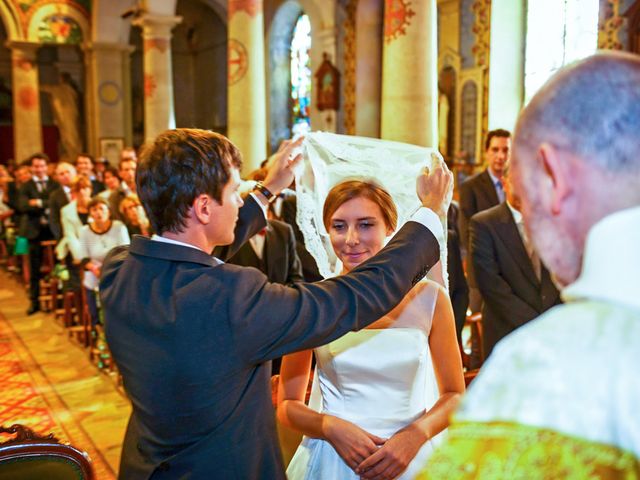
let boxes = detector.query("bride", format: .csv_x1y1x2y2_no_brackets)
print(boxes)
277,174,465,479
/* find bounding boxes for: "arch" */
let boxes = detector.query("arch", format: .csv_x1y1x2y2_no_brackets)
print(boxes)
268,0,303,152
172,0,227,132
0,0,23,40
27,3,89,44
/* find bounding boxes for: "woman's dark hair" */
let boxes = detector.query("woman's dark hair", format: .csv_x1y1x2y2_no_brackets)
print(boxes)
88,196,110,213
136,128,243,234
323,180,398,232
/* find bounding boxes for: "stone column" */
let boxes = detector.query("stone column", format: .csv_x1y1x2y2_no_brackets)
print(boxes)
380,0,438,147
8,41,42,162
84,42,134,156
228,0,267,174
133,14,181,144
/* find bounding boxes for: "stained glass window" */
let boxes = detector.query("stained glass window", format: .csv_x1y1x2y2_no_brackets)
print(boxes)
291,14,312,136
524,0,599,103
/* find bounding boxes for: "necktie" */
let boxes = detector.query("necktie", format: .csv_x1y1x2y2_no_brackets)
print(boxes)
35,180,43,193
495,180,505,203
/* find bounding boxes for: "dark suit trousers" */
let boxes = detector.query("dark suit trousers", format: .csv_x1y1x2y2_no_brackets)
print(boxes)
28,228,53,304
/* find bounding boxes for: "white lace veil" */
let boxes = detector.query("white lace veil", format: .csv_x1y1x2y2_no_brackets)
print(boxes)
295,132,451,290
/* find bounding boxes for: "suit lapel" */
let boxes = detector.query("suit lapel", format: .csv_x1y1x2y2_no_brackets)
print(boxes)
495,203,540,288
480,170,500,206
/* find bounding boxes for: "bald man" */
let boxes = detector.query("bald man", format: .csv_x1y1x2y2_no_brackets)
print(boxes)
418,52,640,478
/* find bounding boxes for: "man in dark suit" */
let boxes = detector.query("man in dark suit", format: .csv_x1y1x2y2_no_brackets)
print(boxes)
469,165,561,358
75,153,105,196
459,129,512,313
48,162,76,241
227,218,304,286
18,153,59,314
458,129,512,250
108,157,137,221
101,129,451,480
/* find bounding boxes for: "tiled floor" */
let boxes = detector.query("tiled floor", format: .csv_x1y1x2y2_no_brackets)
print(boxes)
0,269,130,477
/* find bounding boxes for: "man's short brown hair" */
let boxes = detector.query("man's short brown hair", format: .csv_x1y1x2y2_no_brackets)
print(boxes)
136,129,243,235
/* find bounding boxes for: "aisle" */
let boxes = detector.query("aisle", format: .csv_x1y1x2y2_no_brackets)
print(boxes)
0,270,130,478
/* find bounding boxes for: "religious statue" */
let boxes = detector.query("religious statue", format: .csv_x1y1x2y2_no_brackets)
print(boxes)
41,72,83,162
438,89,450,158
314,53,340,111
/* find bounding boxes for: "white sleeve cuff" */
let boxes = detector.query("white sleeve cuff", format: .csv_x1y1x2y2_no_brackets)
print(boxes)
248,192,269,219
408,207,445,246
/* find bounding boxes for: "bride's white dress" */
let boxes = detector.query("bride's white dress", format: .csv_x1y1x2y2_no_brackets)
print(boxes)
286,281,444,479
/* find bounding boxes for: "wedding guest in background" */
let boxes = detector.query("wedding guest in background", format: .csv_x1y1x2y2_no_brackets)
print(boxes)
119,194,151,237
109,158,137,221
98,166,121,200
49,162,77,243
75,153,105,196
18,153,59,315
469,164,560,358
79,197,129,326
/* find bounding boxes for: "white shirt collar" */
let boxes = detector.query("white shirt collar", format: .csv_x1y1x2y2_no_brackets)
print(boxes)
33,175,49,182
562,205,640,312
151,234,204,252
150,234,223,265
487,168,501,186
506,201,522,224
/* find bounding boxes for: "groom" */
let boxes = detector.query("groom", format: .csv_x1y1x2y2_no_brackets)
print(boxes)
101,128,452,479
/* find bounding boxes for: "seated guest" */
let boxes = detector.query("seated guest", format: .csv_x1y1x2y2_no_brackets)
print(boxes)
75,153,105,196
98,166,121,200
468,164,561,358
94,157,108,183
109,158,137,221
78,197,129,326
119,194,151,237
49,162,77,244
59,175,93,262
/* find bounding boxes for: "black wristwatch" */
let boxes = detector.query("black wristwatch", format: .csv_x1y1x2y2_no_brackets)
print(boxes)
253,182,277,204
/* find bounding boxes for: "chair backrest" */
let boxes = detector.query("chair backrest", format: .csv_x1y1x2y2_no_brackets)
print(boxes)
0,425,94,480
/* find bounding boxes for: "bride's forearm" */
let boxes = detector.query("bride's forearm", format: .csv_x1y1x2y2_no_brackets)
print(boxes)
277,399,327,439
411,392,462,441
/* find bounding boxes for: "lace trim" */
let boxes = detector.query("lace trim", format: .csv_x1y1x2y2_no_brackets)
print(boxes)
419,421,640,479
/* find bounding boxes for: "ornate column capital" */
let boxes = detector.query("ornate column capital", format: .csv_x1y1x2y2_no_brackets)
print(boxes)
133,14,182,40
5,41,40,59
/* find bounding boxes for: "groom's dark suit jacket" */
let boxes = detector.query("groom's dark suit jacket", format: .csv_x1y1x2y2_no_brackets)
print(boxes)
101,196,440,480
469,203,561,357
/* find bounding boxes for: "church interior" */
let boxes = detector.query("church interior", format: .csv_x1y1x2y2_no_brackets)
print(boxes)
0,0,639,478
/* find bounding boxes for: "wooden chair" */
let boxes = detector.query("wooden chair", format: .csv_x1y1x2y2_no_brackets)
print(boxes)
0,424,94,480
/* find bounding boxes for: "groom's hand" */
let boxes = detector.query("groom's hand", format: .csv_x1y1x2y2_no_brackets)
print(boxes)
262,136,304,195
417,154,452,217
